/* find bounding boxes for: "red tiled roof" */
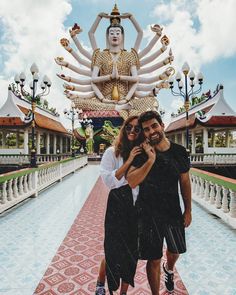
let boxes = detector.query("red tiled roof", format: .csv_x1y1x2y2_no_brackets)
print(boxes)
165,105,214,133
0,117,26,127
201,116,236,126
18,106,68,134
83,110,120,118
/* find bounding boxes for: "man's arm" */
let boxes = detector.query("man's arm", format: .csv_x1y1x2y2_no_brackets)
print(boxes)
179,172,192,227
127,142,156,188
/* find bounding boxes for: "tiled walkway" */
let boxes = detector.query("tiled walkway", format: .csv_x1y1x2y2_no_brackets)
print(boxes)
0,163,236,294
33,176,187,295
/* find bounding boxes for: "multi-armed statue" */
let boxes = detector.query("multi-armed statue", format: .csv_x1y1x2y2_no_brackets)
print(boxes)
55,4,174,118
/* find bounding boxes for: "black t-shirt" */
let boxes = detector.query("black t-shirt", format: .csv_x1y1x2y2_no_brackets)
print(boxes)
132,142,190,223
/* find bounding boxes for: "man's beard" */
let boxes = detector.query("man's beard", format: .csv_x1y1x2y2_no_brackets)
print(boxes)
149,131,164,145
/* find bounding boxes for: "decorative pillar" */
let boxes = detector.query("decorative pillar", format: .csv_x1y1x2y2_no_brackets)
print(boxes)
203,129,208,154
46,133,50,154
24,129,29,154
36,132,41,154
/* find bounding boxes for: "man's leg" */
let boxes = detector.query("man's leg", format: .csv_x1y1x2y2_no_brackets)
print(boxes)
146,259,161,295
166,250,179,270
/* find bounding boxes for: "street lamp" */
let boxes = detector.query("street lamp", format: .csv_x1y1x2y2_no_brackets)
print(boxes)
64,102,80,157
14,63,51,167
168,62,203,152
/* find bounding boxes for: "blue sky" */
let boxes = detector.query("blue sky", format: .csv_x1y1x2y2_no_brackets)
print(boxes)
0,0,235,127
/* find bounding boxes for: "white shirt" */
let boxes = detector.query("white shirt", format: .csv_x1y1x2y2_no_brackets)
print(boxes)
100,146,139,204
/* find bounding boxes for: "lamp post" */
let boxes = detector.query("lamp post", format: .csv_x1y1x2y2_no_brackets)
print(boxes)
168,62,203,153
14,63,51,167
64,102,80,157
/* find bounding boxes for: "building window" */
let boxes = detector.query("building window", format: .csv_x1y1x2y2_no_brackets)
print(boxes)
5,132,17,148
214,131,227,147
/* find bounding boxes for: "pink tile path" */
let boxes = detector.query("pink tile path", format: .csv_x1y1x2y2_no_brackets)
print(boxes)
34,177,188,294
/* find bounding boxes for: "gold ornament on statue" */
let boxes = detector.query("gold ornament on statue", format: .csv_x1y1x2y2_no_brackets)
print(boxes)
112,83,119,101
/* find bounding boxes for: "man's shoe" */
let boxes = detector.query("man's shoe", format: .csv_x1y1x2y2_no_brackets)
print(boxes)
163,263,174,293
95,286,105,295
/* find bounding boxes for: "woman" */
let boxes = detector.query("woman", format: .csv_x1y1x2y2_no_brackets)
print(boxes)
95,115,142,295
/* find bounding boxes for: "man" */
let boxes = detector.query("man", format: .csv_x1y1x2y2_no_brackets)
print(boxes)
127,111,192,294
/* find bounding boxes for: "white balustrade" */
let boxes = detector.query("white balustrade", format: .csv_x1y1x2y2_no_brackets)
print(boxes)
191,169,236,229
0,156,88,214
190,153,236,165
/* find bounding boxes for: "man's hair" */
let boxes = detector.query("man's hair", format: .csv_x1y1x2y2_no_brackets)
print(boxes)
138,111,163,127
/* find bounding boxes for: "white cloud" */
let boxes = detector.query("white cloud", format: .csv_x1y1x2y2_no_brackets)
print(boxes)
150,0,236,70
0,0,73,128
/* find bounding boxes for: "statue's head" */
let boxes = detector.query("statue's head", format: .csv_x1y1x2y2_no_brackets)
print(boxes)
106,4,124,49
106,24,124,48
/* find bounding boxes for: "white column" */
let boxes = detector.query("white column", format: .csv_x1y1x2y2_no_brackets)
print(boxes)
191,131,196,154
226,130,230,148
46,133,50,154
203,129,208,154
24,129,29,154
60,137,63,153
53,134,57,154
174,134,177,144
36,132,41,154
16,131,19,148
181,132,185,146
2,131,6,148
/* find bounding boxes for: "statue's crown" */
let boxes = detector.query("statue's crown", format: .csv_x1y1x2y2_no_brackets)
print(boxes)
110,3,121,25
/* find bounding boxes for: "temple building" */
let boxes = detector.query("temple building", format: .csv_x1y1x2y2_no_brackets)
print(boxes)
0,86,71,155
165,85,236,154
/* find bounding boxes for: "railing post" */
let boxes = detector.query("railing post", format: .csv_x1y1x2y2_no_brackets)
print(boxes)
32,171,39,197
222,187,229,213
59,163,62,182
215,184,222,209
229,190,236,218
209,182,215,204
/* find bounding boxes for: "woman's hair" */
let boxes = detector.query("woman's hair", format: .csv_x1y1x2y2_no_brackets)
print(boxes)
114,115,142,160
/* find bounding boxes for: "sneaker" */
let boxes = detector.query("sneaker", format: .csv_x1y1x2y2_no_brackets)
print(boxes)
163,263,174,293
95,286,105,295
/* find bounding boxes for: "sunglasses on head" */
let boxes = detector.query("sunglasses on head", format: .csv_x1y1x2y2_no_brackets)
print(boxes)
125,124,141,134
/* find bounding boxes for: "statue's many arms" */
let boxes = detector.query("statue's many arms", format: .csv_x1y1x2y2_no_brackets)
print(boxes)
55,4,175,118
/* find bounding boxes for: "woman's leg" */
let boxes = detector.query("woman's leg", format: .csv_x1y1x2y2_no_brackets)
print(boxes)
120,281,129,294
97,258,106,283
95,258,106,294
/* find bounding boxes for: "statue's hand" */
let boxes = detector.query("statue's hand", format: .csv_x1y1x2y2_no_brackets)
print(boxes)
151,24,163,35
99,12,110,18
111,62,119,80
120,13,132,19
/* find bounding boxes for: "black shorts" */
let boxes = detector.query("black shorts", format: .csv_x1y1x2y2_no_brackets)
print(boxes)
138,217,186,260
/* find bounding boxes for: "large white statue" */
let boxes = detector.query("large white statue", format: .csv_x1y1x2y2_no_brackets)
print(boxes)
55,4,174,118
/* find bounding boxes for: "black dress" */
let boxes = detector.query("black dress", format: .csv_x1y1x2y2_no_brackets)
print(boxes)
104,184,138,292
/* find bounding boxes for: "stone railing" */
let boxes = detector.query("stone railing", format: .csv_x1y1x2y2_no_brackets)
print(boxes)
190,153,236,166
0,156,88,214
190,168,236,228
0,153,72,165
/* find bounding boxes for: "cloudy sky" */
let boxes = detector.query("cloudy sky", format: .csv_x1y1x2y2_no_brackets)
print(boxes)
0,0,236,128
